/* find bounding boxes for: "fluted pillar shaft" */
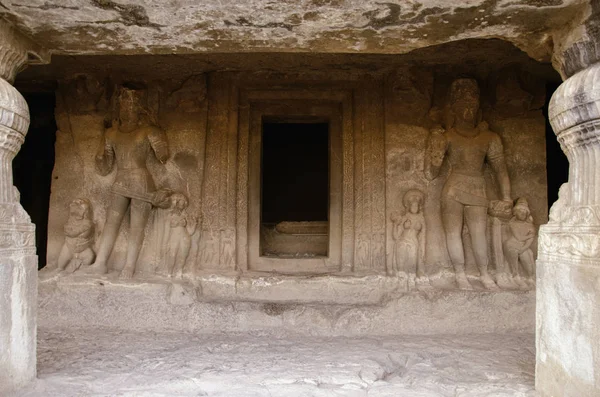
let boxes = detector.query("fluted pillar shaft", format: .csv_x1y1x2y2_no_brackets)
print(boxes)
0,21,38,394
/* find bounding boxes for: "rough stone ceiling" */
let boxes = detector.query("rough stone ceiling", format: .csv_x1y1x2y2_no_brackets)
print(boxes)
0,0,588,62
15,39,560,87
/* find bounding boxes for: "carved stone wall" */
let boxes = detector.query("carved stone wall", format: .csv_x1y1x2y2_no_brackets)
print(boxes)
385,66,547,287
47,76,208,276
45,64,548,291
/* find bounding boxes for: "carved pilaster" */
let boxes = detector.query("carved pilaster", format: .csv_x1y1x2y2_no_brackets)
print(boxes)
0,65,35,255
538,62,600,265
0,23,29,84
0,21,37,394
537,19,600,391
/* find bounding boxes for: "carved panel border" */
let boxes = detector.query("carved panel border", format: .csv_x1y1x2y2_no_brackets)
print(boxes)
201,74,386,273
237,88,354,273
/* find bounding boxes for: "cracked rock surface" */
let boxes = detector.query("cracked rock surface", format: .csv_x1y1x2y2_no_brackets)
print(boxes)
0,0,588,61
15,328,535,396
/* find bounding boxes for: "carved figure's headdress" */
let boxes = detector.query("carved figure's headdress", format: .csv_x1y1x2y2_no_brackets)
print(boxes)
69,198,93,220
118,86,146,109
448,78,480,105
513,197,530,214
402,189,425,209
170,192,189,209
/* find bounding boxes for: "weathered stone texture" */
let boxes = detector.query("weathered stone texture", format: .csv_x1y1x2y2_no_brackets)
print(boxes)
0,20,38,395
38,274,535,335
537,53,600,397
43,44,549,292
0,0,587,65
47,76,208,276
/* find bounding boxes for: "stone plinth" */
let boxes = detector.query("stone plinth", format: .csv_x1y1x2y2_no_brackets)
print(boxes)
0,255,37,391
38,274,534,336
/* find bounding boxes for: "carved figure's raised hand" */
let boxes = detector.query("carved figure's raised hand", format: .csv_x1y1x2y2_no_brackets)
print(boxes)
428,126,447,166
499,199,513,214
390,210,402,224
94,129,116,176
403,219,412,229
152,189,173,209
188,215,198,232
424,125,448,181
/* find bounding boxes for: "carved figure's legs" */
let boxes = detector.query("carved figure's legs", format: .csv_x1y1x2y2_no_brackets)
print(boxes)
519,249,535,287
87,194,129,274
174,236,192,278
502,239,529,289
441,198,471,289
56,243,72,271
65,248,96,274
464,205,498,290
120,198,151,279
75,247,96,270
166,235,180,277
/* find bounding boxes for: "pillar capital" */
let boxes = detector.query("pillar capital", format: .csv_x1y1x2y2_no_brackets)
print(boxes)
0,21,49,84
551,1,600,79
539,61,600,264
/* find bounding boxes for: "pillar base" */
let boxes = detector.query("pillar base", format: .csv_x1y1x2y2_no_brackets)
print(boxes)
0,253,37,394
536,258,600,396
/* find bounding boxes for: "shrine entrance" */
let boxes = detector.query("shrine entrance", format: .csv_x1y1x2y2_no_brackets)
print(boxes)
260,121,330,258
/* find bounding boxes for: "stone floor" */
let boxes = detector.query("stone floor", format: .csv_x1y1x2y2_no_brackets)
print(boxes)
13,329,536,397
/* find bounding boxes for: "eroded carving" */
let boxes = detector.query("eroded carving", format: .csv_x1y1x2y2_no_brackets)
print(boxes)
502,198,536,289
219,228,235,267
548,183,570,224
86,86,170,279
425,78,512,290
166,193,197,278
390,189,427,289
57,198,96,273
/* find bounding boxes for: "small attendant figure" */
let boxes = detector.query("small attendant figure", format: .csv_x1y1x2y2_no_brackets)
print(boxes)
503,197,536,289
58,198,96,273
166,193,197,278
391,189,427,289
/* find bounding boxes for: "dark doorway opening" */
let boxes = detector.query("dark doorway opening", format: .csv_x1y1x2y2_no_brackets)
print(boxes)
260,121,329,257
544,82,569,210
13,93,57,269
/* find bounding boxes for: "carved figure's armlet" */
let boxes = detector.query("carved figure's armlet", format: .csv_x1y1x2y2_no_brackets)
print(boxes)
95,138,115,176
424,130,447,180
487,133,511,200
187,218,198,236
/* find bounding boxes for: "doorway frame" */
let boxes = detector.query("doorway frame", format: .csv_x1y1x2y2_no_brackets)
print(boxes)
248,101,343,273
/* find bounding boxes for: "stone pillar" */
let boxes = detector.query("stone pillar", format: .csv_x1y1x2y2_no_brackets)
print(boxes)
0,22,38,394
536,3,600,396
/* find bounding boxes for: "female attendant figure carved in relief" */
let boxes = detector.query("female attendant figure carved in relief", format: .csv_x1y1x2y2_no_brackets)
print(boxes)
166,193,197,278
390,189,427,288
86,86,170,279
424,78,512,290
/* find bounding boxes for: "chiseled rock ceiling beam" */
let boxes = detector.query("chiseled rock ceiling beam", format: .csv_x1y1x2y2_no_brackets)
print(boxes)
0,0,589,62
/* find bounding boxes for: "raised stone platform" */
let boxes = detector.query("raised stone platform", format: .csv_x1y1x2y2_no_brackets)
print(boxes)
39,273,534,336
13,328,536,397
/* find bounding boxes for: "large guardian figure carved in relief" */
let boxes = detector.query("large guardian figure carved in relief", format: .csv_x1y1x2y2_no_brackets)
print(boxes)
86,86,170,279
425,78,512,290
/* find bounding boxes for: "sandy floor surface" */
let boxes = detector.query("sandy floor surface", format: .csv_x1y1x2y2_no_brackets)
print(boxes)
14,329,536,397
